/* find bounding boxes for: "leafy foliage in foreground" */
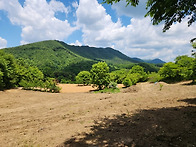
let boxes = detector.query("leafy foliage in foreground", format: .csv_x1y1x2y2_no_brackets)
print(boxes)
103,0,196,32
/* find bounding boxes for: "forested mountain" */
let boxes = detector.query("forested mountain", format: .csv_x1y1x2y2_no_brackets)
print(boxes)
144,58,166,64
58,41,138,64
3,40,160,82
132,58,165,64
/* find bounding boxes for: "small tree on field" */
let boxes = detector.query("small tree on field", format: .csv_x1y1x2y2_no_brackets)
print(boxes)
90,62,110,90
76,71,91,85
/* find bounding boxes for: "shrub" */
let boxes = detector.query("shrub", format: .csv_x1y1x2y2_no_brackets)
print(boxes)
110,69,129,84
108,81,118,89
76,71,91,85
94,87,120,93
148,72,162,83
129,73,141,85
44,78,61,93
123,78,132,87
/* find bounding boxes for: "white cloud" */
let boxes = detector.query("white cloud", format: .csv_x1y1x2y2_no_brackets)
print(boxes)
76,0,196,62
72,1,79,9
70,40,82,46
76,0,127,47
0,0,76,44
49,0,69,14
0,37,7,49
111,0,147,18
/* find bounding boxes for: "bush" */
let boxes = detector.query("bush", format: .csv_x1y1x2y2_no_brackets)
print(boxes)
123,78,132,87
129,73,141,85
110,69,129,84
76,71,91,85
148,72,162,83
43,78,61,93
108,81,118,89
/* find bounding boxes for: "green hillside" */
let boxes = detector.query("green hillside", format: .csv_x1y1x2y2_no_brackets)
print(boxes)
3,40,140,81
3,41,91,80
57,40,138,64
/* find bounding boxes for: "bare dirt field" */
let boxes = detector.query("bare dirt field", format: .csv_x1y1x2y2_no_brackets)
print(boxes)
0,82,195,147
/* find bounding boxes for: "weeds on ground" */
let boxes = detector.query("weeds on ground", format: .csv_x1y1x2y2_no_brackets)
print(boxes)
159,83,163,91
94,87,120,93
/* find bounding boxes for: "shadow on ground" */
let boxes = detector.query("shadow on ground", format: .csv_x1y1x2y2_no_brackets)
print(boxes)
179,98,196,105
58,98,196,147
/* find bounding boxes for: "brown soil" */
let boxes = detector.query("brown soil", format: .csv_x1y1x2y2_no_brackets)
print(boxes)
58,84,95,93
0,81,195,147
58,84,124,93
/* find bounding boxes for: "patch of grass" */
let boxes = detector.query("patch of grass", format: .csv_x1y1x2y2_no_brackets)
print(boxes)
159,83,163,91
94,88,120,93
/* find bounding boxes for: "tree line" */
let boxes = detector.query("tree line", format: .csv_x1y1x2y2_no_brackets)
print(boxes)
1,50,195,92
0,51,60,92
76,55,196,90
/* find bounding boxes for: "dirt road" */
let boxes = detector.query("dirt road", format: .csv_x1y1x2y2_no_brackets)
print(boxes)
0,82,195,146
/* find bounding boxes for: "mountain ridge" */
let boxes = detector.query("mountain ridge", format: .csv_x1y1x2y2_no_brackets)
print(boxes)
132,57,165,64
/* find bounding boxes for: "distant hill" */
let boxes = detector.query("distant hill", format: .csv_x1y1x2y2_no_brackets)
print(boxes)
144,58,166,64
132,57,145,63
132,57,166,64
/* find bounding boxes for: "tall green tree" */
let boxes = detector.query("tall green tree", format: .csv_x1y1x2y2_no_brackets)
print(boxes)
103,0,196,32
90,62,110,90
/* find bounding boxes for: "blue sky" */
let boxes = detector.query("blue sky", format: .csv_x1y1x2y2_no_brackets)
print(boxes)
0,0,195,61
